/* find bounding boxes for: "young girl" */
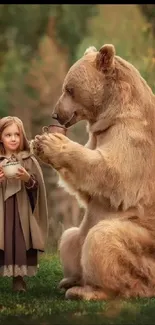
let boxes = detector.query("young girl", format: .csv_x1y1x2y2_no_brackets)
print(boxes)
0,116,48,292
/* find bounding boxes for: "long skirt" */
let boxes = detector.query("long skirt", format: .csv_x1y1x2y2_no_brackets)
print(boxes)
0,195,38,277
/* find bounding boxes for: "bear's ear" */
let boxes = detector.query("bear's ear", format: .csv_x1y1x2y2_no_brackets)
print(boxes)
96,44,115,72
84,46,97,56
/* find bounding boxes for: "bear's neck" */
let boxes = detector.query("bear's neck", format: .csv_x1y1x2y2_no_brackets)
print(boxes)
88,108,117,135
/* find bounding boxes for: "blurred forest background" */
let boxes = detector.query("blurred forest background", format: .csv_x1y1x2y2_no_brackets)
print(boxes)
0,4,155,251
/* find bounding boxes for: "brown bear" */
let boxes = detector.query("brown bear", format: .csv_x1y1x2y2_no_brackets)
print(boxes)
32,44,155,300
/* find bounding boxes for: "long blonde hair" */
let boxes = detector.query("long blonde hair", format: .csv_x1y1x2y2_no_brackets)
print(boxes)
0,116,30,155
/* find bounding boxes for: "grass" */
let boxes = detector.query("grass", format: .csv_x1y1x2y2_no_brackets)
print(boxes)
0,254,155,325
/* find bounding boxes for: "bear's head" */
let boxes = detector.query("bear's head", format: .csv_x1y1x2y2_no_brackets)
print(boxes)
53,44,154,132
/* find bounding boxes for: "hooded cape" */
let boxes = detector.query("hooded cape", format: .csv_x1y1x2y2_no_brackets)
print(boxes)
0,151,48,251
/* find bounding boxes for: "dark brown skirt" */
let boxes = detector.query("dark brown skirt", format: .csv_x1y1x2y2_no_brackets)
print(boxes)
0,195,38,277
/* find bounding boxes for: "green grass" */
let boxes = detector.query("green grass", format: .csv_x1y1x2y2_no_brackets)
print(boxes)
0,254,155,325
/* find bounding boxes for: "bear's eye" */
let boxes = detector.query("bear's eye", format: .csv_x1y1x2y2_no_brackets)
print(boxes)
65,87,74,97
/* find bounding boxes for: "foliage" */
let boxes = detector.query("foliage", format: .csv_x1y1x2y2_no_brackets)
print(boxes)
0,4,51,116
0,4,98,66
139,5,155,37
137,5,155,92
0,5,51,62
0,4,98,116
53,5,98,64
77,5,155,93
0,254,155,325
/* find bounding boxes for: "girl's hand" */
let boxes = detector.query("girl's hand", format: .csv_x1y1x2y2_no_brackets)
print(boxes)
0,168,5,183
15,167,30,183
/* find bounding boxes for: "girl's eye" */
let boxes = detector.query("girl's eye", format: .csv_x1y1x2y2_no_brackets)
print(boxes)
5,133,19,137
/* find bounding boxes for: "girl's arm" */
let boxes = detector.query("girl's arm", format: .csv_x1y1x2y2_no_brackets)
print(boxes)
25,174,38,190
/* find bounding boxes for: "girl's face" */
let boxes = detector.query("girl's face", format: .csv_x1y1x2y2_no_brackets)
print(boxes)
1,123,21,154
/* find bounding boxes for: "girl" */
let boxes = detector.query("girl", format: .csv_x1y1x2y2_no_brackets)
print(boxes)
0,116,48,292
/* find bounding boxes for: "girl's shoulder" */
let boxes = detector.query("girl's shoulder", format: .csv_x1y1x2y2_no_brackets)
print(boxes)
24,154,42,172
26,153,38,164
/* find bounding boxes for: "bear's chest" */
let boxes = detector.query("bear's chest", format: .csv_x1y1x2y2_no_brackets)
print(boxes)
58,175,89,208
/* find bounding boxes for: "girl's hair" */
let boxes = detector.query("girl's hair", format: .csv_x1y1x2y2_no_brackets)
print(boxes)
0,116,30,155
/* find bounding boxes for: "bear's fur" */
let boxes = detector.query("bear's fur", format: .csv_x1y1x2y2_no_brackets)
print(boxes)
33,44,155,300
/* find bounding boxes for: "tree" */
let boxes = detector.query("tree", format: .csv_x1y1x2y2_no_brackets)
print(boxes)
0,4,98,116
53,5,98,64
139,5,155,38
0,4,52,116
0,5,51,65
138,5,155,93
0,4,98,67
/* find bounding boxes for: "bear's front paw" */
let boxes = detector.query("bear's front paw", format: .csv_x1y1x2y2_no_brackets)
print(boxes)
32,133,72,169
32,136,51,165
48,132,70,151
32,137,44,157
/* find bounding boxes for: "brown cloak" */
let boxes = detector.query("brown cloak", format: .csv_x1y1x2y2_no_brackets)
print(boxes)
0,151,48,251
